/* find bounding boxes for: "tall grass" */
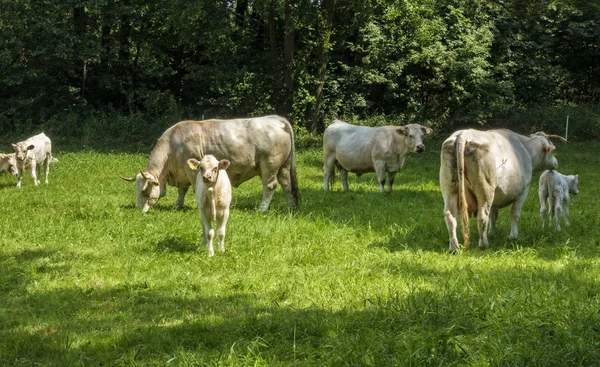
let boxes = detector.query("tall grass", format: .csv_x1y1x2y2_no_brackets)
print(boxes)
0,141,599,366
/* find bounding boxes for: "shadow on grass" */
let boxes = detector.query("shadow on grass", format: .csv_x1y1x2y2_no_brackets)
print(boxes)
154,236,198,253
2,258,600,366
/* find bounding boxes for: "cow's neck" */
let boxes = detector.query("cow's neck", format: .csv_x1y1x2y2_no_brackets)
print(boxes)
521,136,544,169
145,139,170,182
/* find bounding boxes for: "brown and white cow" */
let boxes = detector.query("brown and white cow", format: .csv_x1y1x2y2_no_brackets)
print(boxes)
323,119,432,192
440,129,562,252
11,133,53,188
538,170,579,231
120,115,299,213
188,155,232,256
0,153,18,176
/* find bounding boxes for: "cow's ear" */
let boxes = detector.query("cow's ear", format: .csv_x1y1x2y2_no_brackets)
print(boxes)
545,145,556,153
11,143,17,150
218,159,230,170
396,126,408,135
421,126,433,135
27,144,35,151
187,158,200,170
140,170,159,185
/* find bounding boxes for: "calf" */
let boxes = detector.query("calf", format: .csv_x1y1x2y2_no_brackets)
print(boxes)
187,155,232,256
0,153,18,176
11,133,53,188
538,170,579,231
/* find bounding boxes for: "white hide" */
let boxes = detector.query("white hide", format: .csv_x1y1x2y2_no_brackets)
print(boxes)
440,129,560,252
323,119,432,192
538,170,579,231
11,133,53,188
188,155,232,257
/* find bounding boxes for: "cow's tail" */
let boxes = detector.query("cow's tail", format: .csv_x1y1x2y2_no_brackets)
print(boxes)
456,133,470,248
280,116,300,207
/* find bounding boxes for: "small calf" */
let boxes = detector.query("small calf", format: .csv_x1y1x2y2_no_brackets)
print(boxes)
538,170,579,231
187,155,232,256
12,133,53,188
0,153,18,176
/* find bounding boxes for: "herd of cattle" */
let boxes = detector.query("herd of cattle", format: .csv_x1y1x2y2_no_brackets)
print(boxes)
1,115,579,255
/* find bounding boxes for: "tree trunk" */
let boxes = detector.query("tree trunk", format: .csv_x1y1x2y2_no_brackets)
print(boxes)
308,0,335,133
282,0,296,119
267,1,282,113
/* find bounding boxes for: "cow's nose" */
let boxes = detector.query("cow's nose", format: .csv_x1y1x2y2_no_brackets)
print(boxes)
416,144,425,152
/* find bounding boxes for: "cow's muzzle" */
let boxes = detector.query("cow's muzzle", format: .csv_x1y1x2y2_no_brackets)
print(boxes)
416,144,425,153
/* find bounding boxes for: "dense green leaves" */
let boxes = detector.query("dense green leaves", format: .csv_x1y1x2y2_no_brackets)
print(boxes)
0,0,599,140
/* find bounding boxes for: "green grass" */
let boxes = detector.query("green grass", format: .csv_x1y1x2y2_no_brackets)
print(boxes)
1,141,599,366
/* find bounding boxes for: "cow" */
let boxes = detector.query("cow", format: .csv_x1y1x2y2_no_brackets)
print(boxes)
120,115,299,213
323,119,432,192
187,155,232,256
11,133,53,188
440,129,564,252
0,153,18,176
538,170,579,231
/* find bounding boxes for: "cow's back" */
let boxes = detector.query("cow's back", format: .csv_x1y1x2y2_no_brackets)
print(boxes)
323,120,378,172
153,116,292,188
27,133,52,163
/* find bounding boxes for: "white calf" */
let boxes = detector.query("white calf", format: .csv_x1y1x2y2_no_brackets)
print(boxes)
187,155,232,256
11,133,53,188
538,170,579,231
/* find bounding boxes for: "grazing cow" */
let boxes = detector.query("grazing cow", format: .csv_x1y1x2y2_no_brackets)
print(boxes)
440,129,563,252
188,155,232,256
538,170,579,231
0,153,18,176
11,133,53,188
323,119,432,192
120,115,298,213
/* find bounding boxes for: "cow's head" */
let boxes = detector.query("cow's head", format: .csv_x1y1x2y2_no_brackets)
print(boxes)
187,155,230,188
529,132,561,170
0,154,18,176
396,124,433,153
11,142,35,162
120,171,161,213
568,175,579,195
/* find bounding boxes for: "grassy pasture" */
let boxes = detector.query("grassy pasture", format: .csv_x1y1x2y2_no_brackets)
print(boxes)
1,141,599,366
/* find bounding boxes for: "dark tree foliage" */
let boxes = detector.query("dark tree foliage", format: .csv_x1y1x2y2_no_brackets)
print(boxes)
0,0,598,143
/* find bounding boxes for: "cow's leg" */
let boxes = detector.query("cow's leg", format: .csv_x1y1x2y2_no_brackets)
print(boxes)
539,189,548,228
374,161,387,193
477,201,492,249
216,209,229,254
199,211,210,246
563,198,570,227
339,167,349,192
43,155,50,184
554,193,562,232
488,207,499,236
174,186,189,209
443,191,460,253
30,160,39,185
323,154,336,192
277,166,296,207
509,189,529,240
259,161,278,212
386,172,397,193
15,162,23,188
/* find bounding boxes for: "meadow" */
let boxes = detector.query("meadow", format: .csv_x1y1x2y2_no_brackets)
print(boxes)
1,140,599,366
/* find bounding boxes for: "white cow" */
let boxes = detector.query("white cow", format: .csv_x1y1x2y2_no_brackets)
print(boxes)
0,153,18,176
538,170,579,231
187,155,232,257
11,133,53,188
440,129,563,252
120,115,298,213
323,119,432,192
